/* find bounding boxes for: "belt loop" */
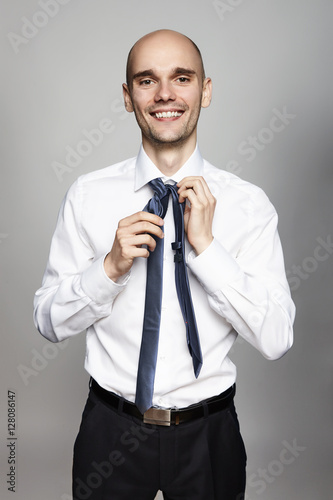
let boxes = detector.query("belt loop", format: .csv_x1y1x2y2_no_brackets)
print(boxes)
118,398,124,413
89,377,93,389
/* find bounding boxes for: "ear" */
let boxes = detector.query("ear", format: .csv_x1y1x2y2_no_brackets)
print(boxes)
122,83,134,113
201,78,212,108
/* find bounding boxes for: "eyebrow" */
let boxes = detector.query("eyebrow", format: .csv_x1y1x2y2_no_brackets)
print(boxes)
132,67,197,81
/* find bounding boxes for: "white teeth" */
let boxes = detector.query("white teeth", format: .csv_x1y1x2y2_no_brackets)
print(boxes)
155,111,182,118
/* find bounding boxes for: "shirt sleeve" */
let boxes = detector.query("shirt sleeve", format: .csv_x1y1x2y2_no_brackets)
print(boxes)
33,179,128,343
187,188,295,360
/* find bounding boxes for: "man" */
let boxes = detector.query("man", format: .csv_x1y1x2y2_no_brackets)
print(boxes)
34,29,295,499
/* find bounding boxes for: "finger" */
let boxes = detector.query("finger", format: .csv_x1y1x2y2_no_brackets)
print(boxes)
126,233,159,252
177,177,215,204
124,220,164,239
118,211,164,228
178,187,202,206
198,178,215,202
177,180,206,204
121,246,150,260
177,176,208,195
177,176,204,190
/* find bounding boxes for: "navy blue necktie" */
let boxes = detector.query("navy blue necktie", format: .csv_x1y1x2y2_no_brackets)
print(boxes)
135,178,203,414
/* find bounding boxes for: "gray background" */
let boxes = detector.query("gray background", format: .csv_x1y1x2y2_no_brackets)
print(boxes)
1,1,332,499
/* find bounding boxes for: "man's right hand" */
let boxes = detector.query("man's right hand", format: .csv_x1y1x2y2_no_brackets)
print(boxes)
104,211,164,282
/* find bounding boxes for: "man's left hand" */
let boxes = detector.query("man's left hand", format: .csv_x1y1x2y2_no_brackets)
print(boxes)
177,176,216,255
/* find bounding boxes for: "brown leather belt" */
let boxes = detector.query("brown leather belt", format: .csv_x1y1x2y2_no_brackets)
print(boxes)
91,379,235,427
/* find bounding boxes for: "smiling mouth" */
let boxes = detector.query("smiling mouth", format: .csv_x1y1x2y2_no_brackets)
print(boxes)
151,110,184,119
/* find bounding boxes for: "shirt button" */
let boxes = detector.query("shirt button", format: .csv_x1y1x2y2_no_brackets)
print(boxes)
158,398,163,405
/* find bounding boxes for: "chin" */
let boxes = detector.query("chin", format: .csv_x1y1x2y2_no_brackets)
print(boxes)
150,135,188,147
149,127,193,145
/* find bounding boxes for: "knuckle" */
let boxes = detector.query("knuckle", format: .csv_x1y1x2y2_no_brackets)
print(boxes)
116,227,126,239
141,222,150,232
138,210,150,220
149,239,157,250
209,194,217,207
120,247,129,259
118,238,127,250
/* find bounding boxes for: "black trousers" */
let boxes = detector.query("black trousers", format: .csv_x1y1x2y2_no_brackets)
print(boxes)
72,384,247,500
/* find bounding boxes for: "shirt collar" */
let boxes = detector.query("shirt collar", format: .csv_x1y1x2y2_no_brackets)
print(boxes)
134,144,204,191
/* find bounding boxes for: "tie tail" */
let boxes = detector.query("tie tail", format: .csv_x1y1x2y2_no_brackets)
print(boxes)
193,357,203,378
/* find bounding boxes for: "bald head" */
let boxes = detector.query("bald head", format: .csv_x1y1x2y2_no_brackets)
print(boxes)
126,30,206,88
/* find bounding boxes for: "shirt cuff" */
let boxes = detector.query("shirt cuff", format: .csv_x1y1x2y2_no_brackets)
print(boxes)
81,255,130,304
187,238,241,294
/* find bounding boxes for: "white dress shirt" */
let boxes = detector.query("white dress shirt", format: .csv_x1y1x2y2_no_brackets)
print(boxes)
34,145,295,408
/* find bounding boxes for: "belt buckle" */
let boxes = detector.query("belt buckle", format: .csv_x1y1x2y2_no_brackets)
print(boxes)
143,407,171,426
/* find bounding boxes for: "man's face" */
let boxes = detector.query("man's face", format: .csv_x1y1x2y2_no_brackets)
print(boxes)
123,32,211,149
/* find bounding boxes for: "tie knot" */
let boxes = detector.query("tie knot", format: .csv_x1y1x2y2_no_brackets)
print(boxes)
149,178,169,199
146,178,179,219
149,177,179,201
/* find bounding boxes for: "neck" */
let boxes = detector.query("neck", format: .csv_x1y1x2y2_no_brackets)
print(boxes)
142,135,197,176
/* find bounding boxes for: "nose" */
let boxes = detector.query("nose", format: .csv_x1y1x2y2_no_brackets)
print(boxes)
154,80,176,102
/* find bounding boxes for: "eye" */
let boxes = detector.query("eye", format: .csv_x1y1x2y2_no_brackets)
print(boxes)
177,77,190,83
140,79,154,86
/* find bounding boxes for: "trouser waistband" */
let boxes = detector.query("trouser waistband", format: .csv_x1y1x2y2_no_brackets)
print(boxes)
91,379,235,426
